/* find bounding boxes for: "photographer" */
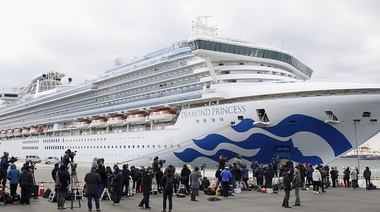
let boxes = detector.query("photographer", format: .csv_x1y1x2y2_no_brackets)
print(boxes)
62,149,76,168
0,151,10,186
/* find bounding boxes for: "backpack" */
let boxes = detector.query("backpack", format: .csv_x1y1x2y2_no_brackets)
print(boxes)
43,188,52,198
204,187,216,195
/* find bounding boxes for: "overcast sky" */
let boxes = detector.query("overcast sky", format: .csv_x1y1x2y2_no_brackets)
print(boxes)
1,0,380,149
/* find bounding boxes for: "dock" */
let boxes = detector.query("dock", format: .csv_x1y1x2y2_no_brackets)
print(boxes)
1,162,379,212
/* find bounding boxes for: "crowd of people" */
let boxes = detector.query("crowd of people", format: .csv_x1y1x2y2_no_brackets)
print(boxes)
0,151,375,211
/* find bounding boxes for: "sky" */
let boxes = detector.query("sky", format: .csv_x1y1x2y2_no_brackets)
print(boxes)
1,0,380,149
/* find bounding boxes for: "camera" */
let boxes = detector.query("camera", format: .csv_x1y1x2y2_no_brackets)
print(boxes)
9,156,18,163
200,164,206,171
158,159,166,168
96,158,104,167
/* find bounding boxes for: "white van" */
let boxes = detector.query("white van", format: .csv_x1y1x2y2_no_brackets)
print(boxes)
25,154,41,163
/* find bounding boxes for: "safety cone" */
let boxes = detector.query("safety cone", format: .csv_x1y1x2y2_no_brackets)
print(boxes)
339,179,344,187
39,183,45,196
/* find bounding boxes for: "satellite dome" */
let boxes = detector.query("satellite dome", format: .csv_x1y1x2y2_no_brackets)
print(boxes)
113,55,124,66
61,77,72,85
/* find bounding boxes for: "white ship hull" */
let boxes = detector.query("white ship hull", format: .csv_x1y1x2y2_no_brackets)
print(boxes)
2,85,380,168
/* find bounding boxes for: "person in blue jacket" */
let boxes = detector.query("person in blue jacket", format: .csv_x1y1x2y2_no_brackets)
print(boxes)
220,166,232,198
7,163,21,195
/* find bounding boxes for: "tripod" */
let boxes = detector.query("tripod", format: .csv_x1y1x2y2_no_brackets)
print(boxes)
100,175,112,201
69,163,81,209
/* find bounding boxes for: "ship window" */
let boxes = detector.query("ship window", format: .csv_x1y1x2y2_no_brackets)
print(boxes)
203,119,206,123
196,120,199,123
288,120,297,124
219,118,224,122
211,118,215,122
164,145,167,148
363,112,371,118
238,116,244,120
132,145,135,148
152,145,155,148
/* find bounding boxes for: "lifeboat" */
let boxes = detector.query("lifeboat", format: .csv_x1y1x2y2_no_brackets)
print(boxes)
0,130,7,138
107,115,125,127
22,128,30,136
90,117,107,128
30,127,43,135
126,112,147,125
6,129,14,137
75,120,90,129
13,128,22,137
149,109,177,122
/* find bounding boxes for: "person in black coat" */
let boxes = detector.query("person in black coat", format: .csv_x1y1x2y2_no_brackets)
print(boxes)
139,167,153,209
130,166,139,192
121,164,130,196
329,167,338,187
56,164,70,209
264,165,274,188
111,165,123,205
155,168,164,193
161,165,175,212
282,168,292,208
51,163,60,182
363,167,372,186
84,166,102,211
18,165,33,205
180,165,191,193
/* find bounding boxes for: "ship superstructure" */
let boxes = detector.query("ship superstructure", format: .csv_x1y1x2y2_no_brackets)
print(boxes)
1,17,380,167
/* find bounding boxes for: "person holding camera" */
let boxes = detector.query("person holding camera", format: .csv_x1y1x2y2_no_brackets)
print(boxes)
19,165,33,205
0,151,10,187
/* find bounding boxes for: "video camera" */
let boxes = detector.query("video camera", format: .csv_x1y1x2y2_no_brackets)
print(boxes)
97,158,104,167
158,159,166,168
200,164,206,171
9,156,18,163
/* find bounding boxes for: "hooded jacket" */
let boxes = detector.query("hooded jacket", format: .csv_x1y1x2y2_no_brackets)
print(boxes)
312,169,322,181
7,164,21,184
84,166,101,195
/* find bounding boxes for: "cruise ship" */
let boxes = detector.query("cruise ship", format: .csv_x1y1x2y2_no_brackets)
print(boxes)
1,17,380,168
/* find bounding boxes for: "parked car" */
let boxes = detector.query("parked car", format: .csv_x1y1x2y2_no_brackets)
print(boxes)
45,156,60,164
25,154,41,163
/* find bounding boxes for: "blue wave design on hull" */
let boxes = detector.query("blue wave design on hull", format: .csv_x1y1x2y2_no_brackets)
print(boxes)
174,114,352,165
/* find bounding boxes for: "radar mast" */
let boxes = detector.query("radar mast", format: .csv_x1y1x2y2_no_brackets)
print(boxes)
192,16,217,37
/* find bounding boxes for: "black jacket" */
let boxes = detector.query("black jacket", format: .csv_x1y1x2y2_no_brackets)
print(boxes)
19,169,33,187
283,172,292,191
